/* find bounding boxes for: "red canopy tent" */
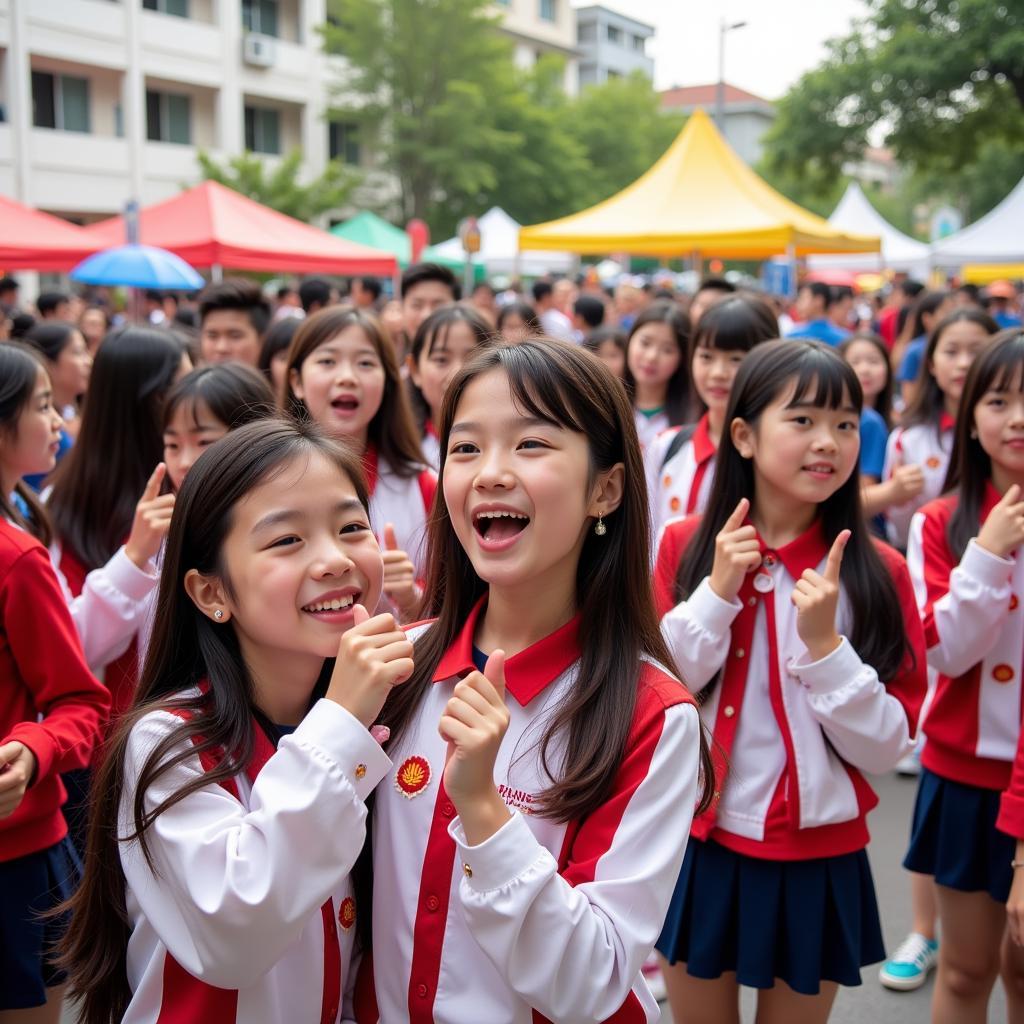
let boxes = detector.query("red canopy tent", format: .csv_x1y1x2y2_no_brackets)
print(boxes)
84,181,397,275
0,195,103,272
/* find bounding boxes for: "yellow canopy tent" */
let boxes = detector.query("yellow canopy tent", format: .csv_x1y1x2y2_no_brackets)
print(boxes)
519,109,881,260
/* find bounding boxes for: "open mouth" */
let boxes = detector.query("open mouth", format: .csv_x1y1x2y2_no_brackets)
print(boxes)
301,590,361,619
802,463,835,476
473,509,530,546
331,396,360,413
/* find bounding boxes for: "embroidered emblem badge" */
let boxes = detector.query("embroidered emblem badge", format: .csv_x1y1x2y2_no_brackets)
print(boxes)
993,664,1015,684
338,896,356,931
396,755,431,798
926,456,942,469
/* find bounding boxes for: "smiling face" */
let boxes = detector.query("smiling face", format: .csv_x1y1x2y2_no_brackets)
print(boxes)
627,321,681,397
733,376,861,511
974,367,1024,485
0,366,63,493
930,320,992,409
843,339,888,402
443,368,601,598
212,451,383,691
163,398,230,492
291,325,386,447
410,320,481,425
692,343,745,419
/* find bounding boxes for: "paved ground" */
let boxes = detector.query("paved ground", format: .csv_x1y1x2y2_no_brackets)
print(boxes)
661,769,1008,1023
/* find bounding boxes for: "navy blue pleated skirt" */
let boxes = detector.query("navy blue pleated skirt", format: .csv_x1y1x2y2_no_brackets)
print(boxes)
904,767,1014,903
0,836,82,1009
656,837,885,995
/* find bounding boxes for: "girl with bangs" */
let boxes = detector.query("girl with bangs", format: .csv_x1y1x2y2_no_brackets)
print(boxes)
283,307,435,622
653,341,926,1023
406,306,493,471
645,295,778,533
357,339,712,1023
903,331,1024,1022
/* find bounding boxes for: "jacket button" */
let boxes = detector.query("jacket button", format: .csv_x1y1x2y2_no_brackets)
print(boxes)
463,863,473,878
753,572,774,593
354,763,366,779
723,705,735,717
417,983,428,998
442,801,455,818
426,894,439,912
735,648,745,659
747,596,757,607
762,553,776,568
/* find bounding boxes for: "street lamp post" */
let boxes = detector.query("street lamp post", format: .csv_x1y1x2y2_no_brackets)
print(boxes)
716,19,748,134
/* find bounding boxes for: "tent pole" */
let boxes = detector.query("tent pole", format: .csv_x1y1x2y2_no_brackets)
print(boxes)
211,263,223,284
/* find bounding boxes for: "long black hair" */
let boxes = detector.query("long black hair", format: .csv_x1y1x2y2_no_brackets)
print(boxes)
839,332,895,428
623,301,692,426
944,329,1024,560
162,362,276,437
380,338,714,822
58,419,370,1024
676,341,909,687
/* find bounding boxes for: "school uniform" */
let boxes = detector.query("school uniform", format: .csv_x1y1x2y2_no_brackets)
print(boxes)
357,599,702,1023
654,514,926,994
644,414,716,535
0,518,110,1009
904,488,1024,901
882,413,955,549
363,445,436,578
421,422,441,474
118,692,390,1024
633,407,670,453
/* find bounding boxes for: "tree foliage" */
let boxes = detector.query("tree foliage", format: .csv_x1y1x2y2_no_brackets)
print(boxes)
196,149,360,222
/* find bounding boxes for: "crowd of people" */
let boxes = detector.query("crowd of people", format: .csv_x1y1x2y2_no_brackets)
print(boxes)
2,260,1024,1024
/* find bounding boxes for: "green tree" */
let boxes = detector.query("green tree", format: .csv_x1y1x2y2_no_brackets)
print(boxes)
196,149,360,222
762,0,1024,207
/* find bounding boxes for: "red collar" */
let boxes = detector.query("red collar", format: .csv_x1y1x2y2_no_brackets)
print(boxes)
693,413,716,465
362,444,378,496
195,681,278,784
940,411,956,433
749,516,829,579
433,595,582,706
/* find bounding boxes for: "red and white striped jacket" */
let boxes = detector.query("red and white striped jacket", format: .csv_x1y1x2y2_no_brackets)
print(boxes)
118,695,390,1024
644,414,716,535
357,600,701,1024
906,488,1024,804
655,514,926,860
882,414,955,548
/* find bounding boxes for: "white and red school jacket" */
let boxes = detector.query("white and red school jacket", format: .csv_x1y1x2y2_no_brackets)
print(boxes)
882,413,955,548
644,414,716,534
906,488,1024,803
654,515,926,860
633,407,670,453
118,694,390,1024
357,600,701,1024
421,422,441,474
363,446,436,578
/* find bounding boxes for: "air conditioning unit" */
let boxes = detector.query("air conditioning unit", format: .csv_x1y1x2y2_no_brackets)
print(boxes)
243,33,276,67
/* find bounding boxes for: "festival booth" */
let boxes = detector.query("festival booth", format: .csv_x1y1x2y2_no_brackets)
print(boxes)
931,175,1024,269
432,206,573,277
0,194,103,272
85,182,397,276
806,182,930,279
518,110,880,261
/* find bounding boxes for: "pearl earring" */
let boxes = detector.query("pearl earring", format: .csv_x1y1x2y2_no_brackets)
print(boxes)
213,609,224,621
594,515,607,536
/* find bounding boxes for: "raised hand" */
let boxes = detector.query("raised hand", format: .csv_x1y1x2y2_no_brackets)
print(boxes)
326,604,414,728
381,523,419,619
792,529,849,661
0,741,37,819
889,463,926,505
125,463,176,570
709,498,762,602
977,484,1024,559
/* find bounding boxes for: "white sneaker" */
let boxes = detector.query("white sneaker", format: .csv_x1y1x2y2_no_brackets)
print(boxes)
641,954,668,1001
879,932,939,991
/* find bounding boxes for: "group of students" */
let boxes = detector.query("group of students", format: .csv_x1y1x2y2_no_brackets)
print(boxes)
2,263,1024,1024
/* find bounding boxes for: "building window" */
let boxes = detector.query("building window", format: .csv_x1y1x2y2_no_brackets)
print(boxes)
539,0,555,23
606,24,622,44
577,22,595,43
633,34,646,51
31,71,90,133
242,0,279,36
328,121,360,165
146,89,191,144
143,0,189,16
244,105,281,154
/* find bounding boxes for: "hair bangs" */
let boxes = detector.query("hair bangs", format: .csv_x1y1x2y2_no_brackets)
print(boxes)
784,348,861,412
984,333,1024,394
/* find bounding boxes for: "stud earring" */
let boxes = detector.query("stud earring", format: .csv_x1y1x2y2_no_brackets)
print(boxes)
213,609,224,621
594,515,607,536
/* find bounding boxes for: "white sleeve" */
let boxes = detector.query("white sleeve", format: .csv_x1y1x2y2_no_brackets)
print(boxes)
790,637,912,772
119,699,391,991
52,544,160,669
921,538,1013,678
450,701,700,1023
660,576,740,690
882,430,915,548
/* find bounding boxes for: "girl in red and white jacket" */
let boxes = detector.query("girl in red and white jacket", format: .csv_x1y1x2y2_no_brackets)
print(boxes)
645,295,778,534
904,329,1024,1023
883,309,998,549
0,343,110,1023
360,339,711,1023
62,418,412,1024
284,307,436,622
654,341,927,1023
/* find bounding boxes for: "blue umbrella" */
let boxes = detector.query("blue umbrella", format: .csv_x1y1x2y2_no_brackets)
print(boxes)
70,243,205,290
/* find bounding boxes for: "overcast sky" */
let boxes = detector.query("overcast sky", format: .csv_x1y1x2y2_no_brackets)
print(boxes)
571,0,869,99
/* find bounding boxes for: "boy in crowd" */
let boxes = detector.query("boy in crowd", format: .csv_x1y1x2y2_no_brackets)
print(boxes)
198,279,270,366
400,263,459,359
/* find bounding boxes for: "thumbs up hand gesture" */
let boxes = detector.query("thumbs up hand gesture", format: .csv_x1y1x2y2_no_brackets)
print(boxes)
381,523,420,620
791,530,849,661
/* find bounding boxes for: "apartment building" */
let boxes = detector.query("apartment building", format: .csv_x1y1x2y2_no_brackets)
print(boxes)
494,0,578,95
575,5,653,89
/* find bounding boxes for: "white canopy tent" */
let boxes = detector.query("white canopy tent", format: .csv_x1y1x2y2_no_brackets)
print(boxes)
430,207,574,278
806,182,930,277
931,175,1024,267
